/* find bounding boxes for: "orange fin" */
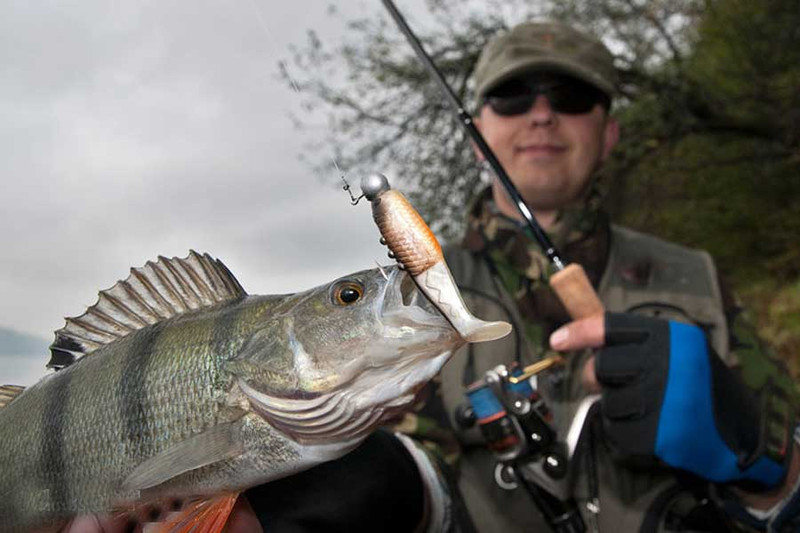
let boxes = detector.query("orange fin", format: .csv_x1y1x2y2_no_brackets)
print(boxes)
153,493,240,533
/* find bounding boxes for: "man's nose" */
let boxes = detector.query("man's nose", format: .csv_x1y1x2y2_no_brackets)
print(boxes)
527,94,556,126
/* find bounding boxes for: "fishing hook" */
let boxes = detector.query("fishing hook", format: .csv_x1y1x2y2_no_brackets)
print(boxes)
341,176,364,205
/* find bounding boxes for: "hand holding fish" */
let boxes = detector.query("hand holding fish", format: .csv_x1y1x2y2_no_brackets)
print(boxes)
65,431,428,533
244,430,429,531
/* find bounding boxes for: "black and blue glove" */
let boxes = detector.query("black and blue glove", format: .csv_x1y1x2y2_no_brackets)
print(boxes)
596,313,794,489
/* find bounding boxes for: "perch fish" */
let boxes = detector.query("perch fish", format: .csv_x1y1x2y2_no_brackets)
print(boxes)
0,250,508,531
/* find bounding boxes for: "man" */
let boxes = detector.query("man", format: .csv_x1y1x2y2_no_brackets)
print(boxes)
73,21,799,533
241,21,800,532
434,20,800,532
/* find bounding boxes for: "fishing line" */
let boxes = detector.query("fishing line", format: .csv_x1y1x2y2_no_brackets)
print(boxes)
244,0,347,186
245,0,394,273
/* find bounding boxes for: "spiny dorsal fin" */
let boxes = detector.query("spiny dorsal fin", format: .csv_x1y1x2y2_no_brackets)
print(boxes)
48,251,247,369
0,385,26,408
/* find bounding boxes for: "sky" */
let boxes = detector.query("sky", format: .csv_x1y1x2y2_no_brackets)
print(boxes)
0,0,432,385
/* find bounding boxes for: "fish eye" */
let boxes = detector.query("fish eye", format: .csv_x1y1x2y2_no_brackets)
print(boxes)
332,281,364,306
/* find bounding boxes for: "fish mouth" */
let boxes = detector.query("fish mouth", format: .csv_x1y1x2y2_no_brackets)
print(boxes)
380,266,454,333
389,263,511,344
400,271,417,306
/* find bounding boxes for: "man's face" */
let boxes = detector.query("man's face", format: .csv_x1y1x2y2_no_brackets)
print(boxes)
476,74,619,214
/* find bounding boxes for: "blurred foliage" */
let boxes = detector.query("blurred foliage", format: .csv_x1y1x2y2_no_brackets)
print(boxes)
285,0,800,370
603,0,800,370
609,0,800,284
742,280,800,378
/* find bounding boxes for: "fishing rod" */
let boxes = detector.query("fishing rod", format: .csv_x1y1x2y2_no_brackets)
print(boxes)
381,8,603,530
380,0,604,321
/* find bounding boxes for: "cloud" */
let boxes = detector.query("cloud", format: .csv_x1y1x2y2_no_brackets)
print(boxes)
0,0,415,348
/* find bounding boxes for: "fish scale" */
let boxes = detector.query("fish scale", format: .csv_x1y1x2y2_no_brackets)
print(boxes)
0,297,259,528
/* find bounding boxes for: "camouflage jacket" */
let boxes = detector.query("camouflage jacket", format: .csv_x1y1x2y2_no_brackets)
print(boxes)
399,191,798,532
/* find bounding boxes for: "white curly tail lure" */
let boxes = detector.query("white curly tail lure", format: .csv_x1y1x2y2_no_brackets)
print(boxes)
361,173,511,343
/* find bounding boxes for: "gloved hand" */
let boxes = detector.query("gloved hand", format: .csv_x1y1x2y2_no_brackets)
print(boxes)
245,429,427,532
552,312,793,489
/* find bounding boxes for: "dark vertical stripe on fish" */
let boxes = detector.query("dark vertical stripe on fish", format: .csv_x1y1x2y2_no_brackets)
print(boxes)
210,303,242,381
119,322,164,460
40,369,73,515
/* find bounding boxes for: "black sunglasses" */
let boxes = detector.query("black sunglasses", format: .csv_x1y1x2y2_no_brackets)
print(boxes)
483,76,610,116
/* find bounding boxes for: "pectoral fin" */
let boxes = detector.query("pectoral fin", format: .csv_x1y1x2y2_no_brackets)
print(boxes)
123,422,243,492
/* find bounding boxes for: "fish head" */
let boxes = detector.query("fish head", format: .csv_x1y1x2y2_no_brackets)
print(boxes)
230,265,463,444
289,265,463,383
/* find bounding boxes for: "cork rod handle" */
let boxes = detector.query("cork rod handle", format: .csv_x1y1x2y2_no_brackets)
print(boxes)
549,263,605,319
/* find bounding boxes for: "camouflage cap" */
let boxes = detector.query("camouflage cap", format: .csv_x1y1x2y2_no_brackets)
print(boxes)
472,21,618,102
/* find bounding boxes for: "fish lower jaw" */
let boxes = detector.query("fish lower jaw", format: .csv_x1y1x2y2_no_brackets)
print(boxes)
368,349,453,402
238,350,452,446
380,392,415,413
239,379,378,445
381,324,457,345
